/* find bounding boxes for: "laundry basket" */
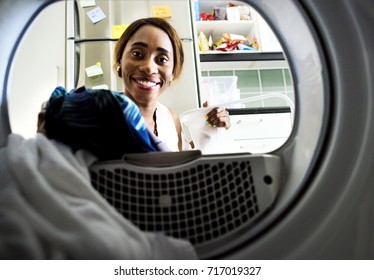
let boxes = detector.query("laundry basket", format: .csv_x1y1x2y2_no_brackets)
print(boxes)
89,151,282,259
89,93,292,258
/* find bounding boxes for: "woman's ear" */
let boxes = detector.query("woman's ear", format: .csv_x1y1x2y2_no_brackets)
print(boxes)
116,62,122,78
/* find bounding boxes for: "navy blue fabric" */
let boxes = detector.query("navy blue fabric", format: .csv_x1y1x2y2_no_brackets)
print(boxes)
44,86,167,160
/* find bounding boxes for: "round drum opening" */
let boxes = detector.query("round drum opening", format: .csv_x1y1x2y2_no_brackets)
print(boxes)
1,0,348,259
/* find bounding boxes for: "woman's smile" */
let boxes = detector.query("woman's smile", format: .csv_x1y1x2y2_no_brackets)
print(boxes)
132,77,162,91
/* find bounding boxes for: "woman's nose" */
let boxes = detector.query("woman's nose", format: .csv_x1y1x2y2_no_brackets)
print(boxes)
139,58,158,75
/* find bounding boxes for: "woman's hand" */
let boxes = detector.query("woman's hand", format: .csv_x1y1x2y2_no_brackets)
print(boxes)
203,101,231,130
37,102,47,134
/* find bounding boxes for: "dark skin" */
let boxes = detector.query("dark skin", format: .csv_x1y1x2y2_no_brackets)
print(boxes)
184,101,230,149
37,102,47,134
203,101,231,129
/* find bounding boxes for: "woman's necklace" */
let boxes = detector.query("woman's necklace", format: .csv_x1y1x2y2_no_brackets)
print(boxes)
153,108,158,136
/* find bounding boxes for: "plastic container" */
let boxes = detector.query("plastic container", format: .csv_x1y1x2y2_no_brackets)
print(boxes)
193,0,200,21
200,76,240,107
180,107,241,154
180,93,295,154
226,6,240,21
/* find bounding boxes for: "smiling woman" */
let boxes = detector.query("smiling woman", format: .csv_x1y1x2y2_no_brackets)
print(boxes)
2,0,374,261
115,18,182,151
112,17,231,152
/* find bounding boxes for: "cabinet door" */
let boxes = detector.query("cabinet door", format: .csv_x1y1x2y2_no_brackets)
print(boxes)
228,112,292,144
234,138,289,153
229,112,292,153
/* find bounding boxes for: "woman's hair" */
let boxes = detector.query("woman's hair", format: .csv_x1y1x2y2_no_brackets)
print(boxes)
113,17,184,80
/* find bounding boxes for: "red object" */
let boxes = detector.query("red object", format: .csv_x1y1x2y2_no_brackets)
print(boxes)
217,41,240,51
200,13,214,21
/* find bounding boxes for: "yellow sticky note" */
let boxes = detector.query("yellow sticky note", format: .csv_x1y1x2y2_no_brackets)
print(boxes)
152,6,172,18
112,24,129,39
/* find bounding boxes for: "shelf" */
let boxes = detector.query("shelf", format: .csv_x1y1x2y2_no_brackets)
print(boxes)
199,51,285,62
196,20,255,34
195,2,285,62
196,20,255,42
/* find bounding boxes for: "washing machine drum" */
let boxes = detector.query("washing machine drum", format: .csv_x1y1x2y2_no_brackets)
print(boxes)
1,0,374,259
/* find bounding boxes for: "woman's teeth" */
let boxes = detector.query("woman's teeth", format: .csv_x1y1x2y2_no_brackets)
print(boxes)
137,80,158,87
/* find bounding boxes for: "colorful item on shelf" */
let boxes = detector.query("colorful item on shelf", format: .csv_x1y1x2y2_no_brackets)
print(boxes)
211,3,250,21
226,2,238,8
222,33,247,43
238,5,251,20
193,0,200,21
208,34,213,50
200,12,214,21
213,5,226,20
237,43,255,51
216,41,240,51
213,33,260,52
198,31,210,53
247,34,260,49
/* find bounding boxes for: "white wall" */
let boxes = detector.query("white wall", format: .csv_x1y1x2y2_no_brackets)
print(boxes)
8,2,66,139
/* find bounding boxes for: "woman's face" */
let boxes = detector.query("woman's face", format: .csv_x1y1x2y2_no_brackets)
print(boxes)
120,25,174,106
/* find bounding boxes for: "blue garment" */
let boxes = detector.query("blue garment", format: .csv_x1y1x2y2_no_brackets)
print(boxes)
45,86,168,160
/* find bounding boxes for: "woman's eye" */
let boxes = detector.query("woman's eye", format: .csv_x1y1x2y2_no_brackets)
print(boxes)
157,56,169,64
131,50,143,58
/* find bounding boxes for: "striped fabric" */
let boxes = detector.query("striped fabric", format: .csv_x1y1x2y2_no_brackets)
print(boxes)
112,92,155,153
44,86,168,160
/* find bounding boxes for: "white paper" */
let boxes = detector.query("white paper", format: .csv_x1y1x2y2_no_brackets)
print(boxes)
87,7,106,24
85,64,103,78
80,0,96,8
92,84,109,90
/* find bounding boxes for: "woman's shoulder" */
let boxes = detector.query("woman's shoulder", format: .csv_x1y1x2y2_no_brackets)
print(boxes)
156,102,178,118
156,102,181,130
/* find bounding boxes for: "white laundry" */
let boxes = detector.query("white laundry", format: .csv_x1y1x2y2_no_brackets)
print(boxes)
0,133,197,260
